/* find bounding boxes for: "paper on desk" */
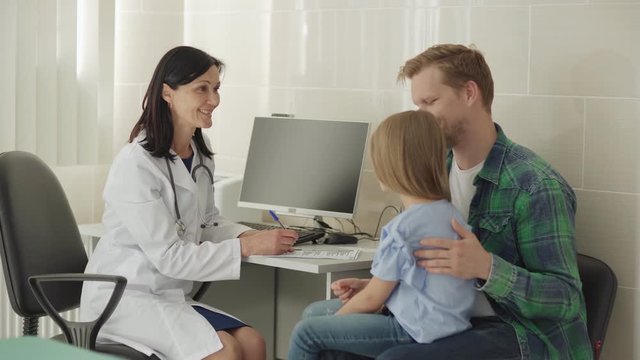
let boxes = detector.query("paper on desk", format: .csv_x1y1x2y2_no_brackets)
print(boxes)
274,248,360,260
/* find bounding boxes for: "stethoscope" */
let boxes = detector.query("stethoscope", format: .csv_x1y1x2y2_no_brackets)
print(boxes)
165,152,218,238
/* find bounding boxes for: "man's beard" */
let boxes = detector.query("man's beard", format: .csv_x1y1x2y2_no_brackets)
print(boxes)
443,118,465,148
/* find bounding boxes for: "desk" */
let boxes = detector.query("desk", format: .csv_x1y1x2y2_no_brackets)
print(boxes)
78,224,375,360
245,244,375,299
0,336,118,359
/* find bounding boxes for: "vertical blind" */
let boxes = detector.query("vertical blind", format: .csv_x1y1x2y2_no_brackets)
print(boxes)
0,0,115,165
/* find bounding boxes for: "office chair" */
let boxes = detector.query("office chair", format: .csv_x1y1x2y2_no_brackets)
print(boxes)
0,151,154,359
577,253,617,360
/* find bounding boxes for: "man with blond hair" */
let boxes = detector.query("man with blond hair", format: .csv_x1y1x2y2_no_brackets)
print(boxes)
331,44,592,360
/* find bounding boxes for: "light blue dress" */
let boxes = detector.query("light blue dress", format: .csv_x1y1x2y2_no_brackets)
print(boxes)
287,200,475,360
372,200,474,343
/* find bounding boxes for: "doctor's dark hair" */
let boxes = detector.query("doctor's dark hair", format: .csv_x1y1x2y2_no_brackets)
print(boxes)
370,110,450,201
129,46,225,159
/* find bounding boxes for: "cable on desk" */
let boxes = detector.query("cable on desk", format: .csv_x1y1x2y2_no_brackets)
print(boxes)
332,217,345,232
373,205,401,238
346,219,361,234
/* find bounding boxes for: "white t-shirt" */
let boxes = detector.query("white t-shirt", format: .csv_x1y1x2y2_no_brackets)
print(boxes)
450,155,496,317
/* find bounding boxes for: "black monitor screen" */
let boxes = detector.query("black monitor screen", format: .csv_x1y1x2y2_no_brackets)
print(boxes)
239,116,369,219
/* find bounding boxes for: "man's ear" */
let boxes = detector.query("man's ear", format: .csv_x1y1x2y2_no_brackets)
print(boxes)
463,80,480,107
162,83,173,105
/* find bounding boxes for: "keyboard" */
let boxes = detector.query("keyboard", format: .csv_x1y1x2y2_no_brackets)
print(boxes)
238,221,325,244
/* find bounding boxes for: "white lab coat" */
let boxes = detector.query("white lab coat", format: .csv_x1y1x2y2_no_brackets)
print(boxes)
80,132,252,360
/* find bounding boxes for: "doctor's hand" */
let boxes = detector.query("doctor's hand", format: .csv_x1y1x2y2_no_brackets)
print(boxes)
415,218,492,281
331,278,370,303
239,229,298,256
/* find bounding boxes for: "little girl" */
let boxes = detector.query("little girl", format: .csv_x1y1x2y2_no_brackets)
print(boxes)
287,110,475,359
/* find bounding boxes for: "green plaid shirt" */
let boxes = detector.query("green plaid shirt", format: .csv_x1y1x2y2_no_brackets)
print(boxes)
450,124,592,360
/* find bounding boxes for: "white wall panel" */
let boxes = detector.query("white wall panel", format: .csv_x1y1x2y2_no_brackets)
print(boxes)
584,99,640,193
493,95,585,187
530,4,640,97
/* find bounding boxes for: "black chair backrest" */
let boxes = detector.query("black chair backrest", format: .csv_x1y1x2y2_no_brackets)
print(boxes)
577,253,617,359
0,151,88,317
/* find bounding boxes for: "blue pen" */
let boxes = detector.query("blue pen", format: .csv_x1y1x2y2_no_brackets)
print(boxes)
268,210,286,229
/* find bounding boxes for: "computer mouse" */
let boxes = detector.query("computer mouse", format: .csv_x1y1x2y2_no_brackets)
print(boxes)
324,233,358,245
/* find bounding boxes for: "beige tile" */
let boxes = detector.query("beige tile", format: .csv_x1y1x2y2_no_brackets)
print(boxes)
202,122,221,155
397,89,416,110
381,0,472,6
268,0,296,10
598,287,640,360
265,88,296,117
216,0,279,12
117,0,141,12
269,11,337,87
213,86,278,159
114,13,183,84
53,165,96,224
493,95,584,187
292,88,381,123
470,6,529,94
92,165,111,222
353,170,403,236
112,121,138,158
335,9,418,90
432,6,470,44
591,0,640,3
184,0,218,13
530,4,640,97
404,8,434,53
575,190,640,289
478,0,586,4
318,0,383,9
584,99,640,193
271,0,384,10
213,154,247,175
141,0,183,12
359,91,406,171
375,90,406,118
185,12,270,86
113,85,142,144
204,86,294,152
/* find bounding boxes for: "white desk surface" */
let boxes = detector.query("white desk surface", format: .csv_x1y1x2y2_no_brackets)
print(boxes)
78,223,376,274
246,242,376,274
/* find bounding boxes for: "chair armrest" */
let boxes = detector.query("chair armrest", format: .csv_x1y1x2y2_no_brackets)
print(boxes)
28,273,126,350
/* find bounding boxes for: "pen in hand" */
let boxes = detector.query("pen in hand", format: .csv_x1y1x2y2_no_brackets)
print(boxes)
268,210,286,229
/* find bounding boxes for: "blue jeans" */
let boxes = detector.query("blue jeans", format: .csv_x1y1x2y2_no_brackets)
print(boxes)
288,299,414,360
376,316,521,360
291,300,522,360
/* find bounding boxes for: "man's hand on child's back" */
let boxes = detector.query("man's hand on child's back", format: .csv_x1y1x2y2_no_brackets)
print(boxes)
416,218,492,280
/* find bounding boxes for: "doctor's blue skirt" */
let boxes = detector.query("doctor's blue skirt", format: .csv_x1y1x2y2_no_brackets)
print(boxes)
192,305,247,331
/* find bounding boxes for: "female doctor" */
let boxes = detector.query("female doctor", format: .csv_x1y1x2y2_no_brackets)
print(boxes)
80,46,297,360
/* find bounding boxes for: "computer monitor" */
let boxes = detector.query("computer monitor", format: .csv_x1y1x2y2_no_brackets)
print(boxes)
239,116,370,219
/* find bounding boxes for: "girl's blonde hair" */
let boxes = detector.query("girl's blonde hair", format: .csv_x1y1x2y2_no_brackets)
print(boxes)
370,110,450,201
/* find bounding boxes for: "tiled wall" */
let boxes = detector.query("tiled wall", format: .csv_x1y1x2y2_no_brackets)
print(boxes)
79,0,639,359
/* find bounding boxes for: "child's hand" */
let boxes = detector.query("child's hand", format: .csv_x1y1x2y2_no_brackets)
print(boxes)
331,278,370,303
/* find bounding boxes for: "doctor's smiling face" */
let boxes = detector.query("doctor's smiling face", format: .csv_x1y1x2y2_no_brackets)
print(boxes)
162,65,221,132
